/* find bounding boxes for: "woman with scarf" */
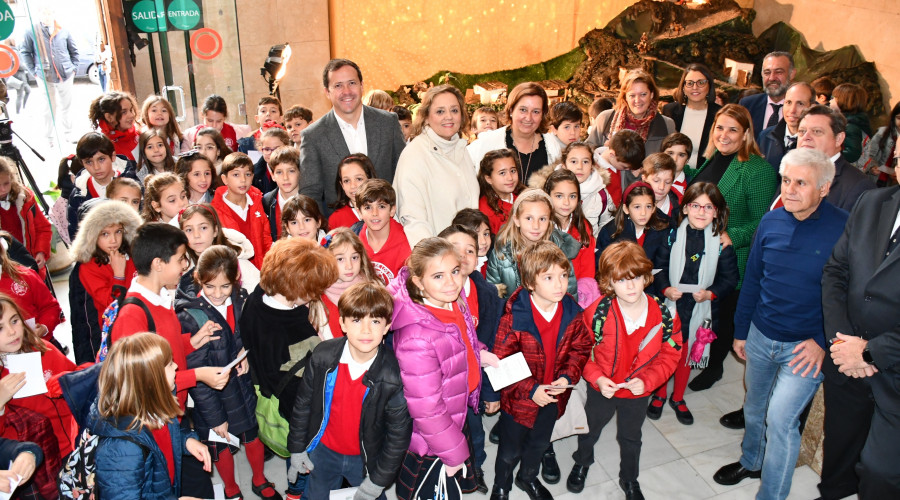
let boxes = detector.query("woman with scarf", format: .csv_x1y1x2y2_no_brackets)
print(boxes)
89,91,140,161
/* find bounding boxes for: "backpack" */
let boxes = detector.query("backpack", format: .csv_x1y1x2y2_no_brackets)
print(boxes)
96,289,156,362
590,294,679,350
59,427,148,499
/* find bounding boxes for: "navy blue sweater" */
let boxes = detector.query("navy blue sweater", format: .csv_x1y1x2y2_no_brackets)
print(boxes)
734,201,848,348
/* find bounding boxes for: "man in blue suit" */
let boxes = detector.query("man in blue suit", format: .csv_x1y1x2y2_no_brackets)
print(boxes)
740,52,796,141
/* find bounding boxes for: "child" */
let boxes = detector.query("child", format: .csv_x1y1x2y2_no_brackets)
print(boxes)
68,200,142,363
451,208,493,276
253,127,291,195
68,132,140,241
91,333,211,498
439,224,504,492
281,195,328,242
176,245,280,499
491,241,592,500
283,105,312,147
487,188,580,298
592,129,645,206
650,183,738,424
0,294,77,460
106,177,143,213
287,282,412,500
141,172,188,224
363,90,394,111
241,238,338,500
0,233,63,345
89,91,140,160
141,95,185,153
262,146,301,239
319,228,379,339
179,204,261,296
176,150,216,205
354,179,411,284
212,152,273,269
567,241,682,498
478,149,525,234
640,153,679,228
587,98,614,137
195,127,233,171
393,105,413,142
549,101,584,148
136,128,176,183
470,107,500,139
597,182,671,268
185,94,239,151
0,157,52,270
327,154,376,230
387,237,498,500
238,96,284,154
661,133,693,201
553,141,613,237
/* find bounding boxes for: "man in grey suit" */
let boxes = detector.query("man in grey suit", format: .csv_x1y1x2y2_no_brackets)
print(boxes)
299,59,406,215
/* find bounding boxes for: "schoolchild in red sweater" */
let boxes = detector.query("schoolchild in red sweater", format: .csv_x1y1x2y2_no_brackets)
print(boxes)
661,133,693,202
212,152,273,269
566,241,682,500
327,154,376,230
592,130,645,207
478,149,525,234
320,228,380,340
354,179,411,284
490,242,592,500
0,235,62,343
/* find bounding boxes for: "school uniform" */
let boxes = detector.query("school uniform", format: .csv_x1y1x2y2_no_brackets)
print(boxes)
356,219,411,285
211,186,273,269
328,204,361,230
479,195,514,234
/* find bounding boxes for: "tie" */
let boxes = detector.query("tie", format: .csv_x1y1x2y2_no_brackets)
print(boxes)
886,225,900,258
784,134,797,150
767,103,783,129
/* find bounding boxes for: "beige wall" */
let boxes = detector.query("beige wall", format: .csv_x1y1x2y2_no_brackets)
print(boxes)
752,0,900,109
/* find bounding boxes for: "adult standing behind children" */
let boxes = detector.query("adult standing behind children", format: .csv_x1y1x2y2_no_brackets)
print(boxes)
662,63,721,169
299,59,407,215
393,85,479,246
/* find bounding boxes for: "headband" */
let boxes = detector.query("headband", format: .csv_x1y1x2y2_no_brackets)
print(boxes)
621,181,654,202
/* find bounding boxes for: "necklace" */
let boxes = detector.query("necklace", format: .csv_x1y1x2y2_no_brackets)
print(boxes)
515,134,538,180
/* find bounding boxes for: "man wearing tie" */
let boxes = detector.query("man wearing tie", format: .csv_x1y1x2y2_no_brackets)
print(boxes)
758,82,815,173
740,52,795,141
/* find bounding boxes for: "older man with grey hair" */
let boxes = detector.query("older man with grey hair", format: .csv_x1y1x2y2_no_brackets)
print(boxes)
713,148,849,499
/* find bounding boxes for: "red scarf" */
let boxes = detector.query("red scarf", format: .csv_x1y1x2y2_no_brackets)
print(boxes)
98,120,139,161
610,102,658,141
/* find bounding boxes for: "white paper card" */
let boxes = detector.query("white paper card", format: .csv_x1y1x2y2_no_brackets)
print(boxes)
539,384,577,390
207,483,225,500
484,352,532,390
0,473,21,500
24,318,36,330
5,352,47,398
207,430,241,447
676,283,703,294
652,268,662,275
219,350,249,375
247,151,263,164
330,487,358,500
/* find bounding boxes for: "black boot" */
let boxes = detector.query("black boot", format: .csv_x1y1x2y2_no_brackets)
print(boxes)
719,408,745,429
474,468,488,494
619,479,644,500
489,487,509,500
566,464,590,493
540,448,560,484
687,366,723,391
489,421,500,444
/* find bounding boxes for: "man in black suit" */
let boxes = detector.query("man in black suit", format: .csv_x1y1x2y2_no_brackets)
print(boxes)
821,163,900,499
740,51,796,140
299,59,406,215
758,82,814,175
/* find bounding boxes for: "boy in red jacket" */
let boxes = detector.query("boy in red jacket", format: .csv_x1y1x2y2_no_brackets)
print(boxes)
354,179,410,284
566,241,682,500
490,241,592,500
212,152,273,269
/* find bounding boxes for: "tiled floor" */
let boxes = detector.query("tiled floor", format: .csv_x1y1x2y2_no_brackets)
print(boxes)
50,273,823,499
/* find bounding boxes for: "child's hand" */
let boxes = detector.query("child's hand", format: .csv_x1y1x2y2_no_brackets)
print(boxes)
185,438,211,472
9,450,36,484
195,366,230,390
190,321,222,349
545,377,568,395
34,252,46,269
0,372,26,408
532,386,558,407
236,348,249,376
625,378,645,396
484,401,500,414
109,250,127,278
212,422,229,439
720,231,732,248
693,290,712,303
664,288,683,301
480,350,500,368
0,471,17,493
33,324,48,338
596,376,618,398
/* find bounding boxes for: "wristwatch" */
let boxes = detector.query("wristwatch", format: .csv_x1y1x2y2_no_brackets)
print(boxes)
862,346,877,368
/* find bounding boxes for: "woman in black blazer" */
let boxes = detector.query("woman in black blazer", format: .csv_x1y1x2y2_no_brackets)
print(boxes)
663,63,722,170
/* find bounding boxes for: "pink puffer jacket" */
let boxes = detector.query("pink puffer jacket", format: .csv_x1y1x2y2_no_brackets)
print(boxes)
388,267,485,467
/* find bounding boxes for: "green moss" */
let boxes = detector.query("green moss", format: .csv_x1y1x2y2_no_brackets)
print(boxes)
421,48,585,93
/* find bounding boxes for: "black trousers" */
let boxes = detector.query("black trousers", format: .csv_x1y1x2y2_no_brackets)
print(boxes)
573,387,648,482
493,404,557,489
180,415,214,498
706,290,739,373
818,367,874,500
857,376,900,499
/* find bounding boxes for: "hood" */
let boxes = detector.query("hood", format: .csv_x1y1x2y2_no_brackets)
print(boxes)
59,363,103,428
69,199,143,263
222,227,255,259
527,164,557,190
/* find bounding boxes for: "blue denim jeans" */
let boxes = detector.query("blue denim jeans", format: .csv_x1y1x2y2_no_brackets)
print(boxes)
305,444,386,500
466,405,487,468
285,456,308,496
740,323,823,500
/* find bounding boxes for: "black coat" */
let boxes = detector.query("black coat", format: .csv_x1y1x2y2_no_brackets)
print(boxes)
470,271,504,402
662,101,721,167
252,156,276,196
758,120,792,176
287,337,412,488
597,218,673,295
262,188,279,241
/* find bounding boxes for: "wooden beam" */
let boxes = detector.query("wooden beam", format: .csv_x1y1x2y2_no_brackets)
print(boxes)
94,0,136,93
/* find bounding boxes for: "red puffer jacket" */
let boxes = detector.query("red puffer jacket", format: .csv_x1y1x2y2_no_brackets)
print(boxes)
10,188,52,262
492,287,592,428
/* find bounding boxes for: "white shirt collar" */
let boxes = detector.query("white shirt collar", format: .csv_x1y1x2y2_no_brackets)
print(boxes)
262,294,297,310
462,277,471,296
278,190,292,211
830,152,841,164
129,280,173,309
619,294,648,335
201,291,232,319
339,341,377,380
423,297,453,311
222,193,253,221
530,296,559,321
658,196,671,215
335,110,368,155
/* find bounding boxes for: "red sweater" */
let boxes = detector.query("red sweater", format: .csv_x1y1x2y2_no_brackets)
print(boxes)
0,340,77,456
322,295,344,338
320,364,367,455
479,196,514,234
360,219,411,284
0,267,63,337
212,186,273,270
532,301,563,385
79,259,137,326
606,169,623,207
328,205,360,230
0,204,22,243
426,303,479,393
110,292,197,410
567,222,596,280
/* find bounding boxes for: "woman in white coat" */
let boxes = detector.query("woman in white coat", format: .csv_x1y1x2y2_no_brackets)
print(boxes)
393,85,480,246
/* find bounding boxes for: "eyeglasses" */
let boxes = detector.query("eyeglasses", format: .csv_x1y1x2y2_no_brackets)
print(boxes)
260,147,277,154
688,203,716,213
684,79,709,88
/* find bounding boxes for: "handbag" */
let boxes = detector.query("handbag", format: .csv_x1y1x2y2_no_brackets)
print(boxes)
550,378,589,441
254,357,306,457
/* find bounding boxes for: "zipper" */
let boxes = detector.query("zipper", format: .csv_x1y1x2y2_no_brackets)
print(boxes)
360,374,372,477
308,365,334,451
626,351,660,381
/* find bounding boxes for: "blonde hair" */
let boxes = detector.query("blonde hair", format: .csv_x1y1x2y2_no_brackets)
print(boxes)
405,237,459,305
410,85,468,139
0,157,23,202
326,227,378,283
97,332,182,431
0,232,23,285
494,188,554,260
703,104,762,163
363,89,394,111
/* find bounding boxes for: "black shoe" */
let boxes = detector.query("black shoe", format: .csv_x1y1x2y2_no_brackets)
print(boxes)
489,487,509,500
669,398,694,425
251,481,283,500
540,449,560,484
489,421,500,444
566,464,590,493
719,408,745,430
263,445,275,461
688,366,723,391
713,462,761,485
646,394,665,420
618,479,644,500
474,468,489,494
514,476,553,500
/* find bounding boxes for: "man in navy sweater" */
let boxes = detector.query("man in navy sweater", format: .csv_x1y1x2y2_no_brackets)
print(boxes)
712,148,849,498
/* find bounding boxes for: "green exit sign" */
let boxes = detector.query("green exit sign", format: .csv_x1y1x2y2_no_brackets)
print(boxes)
125,0,204,33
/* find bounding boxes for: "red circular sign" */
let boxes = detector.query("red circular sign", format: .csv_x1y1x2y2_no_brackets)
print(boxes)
190,28,222,60
0,44,20,78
